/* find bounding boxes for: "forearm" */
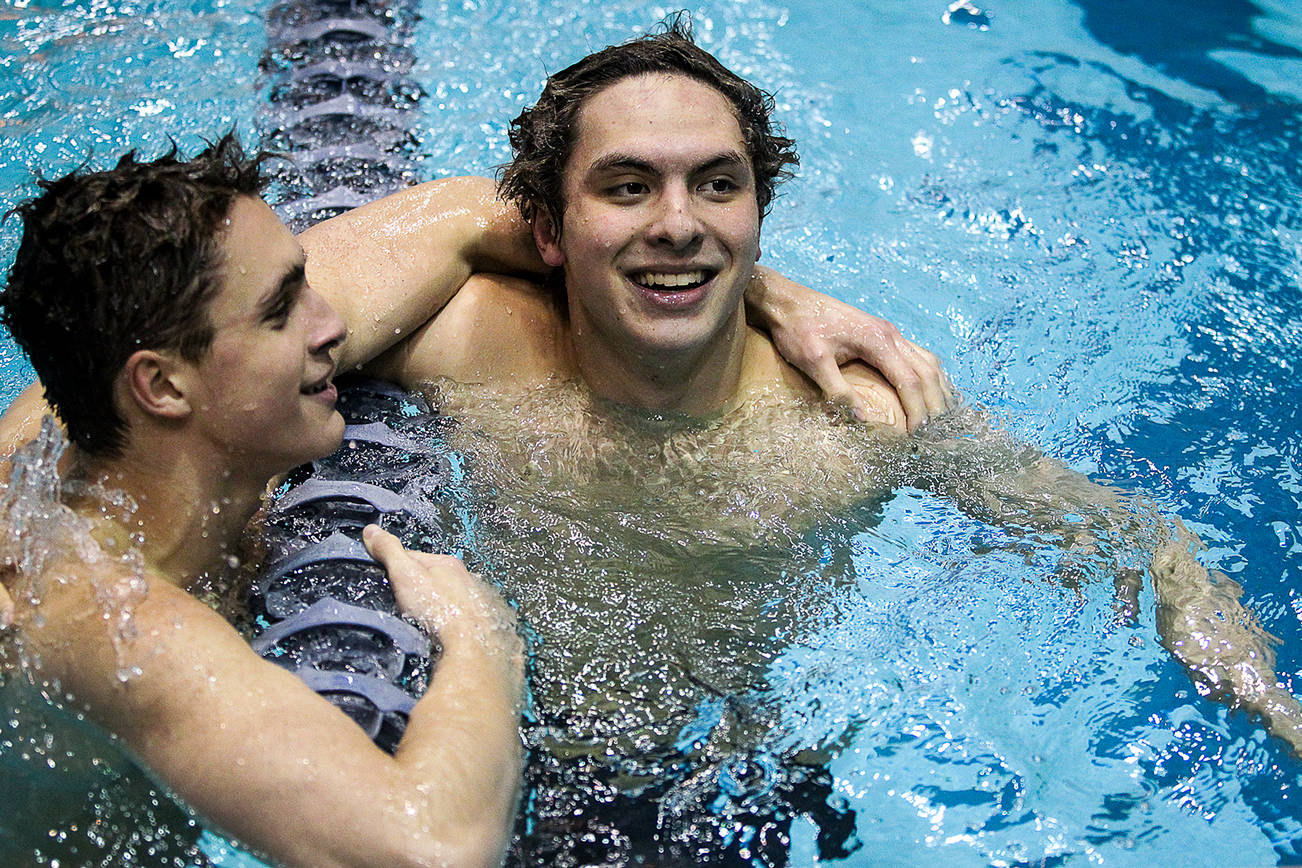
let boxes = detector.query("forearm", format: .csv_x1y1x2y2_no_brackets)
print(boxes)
362,528,526,863
395,630,525,866
1151,522,1302,755
910,406,1124,536
301,176,545,372
14,570,495,868
742,265,795,331
915,411,1302,753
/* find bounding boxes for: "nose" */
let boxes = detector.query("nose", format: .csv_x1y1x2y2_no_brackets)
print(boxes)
647,184,703,251
305,288,347,356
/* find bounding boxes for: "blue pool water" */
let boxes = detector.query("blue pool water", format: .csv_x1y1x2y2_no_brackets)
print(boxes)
3,0,1302,864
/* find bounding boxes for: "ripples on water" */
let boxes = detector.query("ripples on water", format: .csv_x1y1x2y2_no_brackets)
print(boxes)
426,378,1179,863
2,0,1302,865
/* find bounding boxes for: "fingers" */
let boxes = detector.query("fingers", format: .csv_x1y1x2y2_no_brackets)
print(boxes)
872,339,955,431
906,345,954,429
910,343,956,417
825,316,954,431
861,343,931,431
362,524,466,611
361,522,405,565
361,525,516,639
363,524,469,585
803,349,873,424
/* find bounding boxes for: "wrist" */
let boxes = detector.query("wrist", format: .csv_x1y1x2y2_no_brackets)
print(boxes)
743,266,788,328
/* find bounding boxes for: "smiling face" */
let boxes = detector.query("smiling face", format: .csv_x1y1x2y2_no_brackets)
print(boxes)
181,196,347,479
535,73,762,375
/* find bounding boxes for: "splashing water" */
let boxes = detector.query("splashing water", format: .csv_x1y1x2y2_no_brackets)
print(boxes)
0,418,209,865
1,416,149,682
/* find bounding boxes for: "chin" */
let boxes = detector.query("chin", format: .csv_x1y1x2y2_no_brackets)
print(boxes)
638,323,727,356
302,412,347,463
319,411,347,454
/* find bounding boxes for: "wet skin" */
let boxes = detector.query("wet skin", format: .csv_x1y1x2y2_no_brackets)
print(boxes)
182,196,347,481
534,73,766,415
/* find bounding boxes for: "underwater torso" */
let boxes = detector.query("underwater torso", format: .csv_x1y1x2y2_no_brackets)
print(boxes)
417,377,907,861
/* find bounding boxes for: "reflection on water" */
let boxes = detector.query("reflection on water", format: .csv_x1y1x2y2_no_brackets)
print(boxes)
1071,0,1302,105
0,674,207,867
427,378,1165,863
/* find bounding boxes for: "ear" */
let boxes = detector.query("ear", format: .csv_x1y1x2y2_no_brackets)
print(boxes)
532,212,567,269
121,350,192,421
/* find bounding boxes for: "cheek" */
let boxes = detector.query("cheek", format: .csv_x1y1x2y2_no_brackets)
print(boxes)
568,207,628,254
212,341,299,400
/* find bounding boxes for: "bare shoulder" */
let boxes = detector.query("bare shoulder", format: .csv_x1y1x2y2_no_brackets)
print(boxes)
0,384,54,461
840,361,908,430
368,273,572,392
12,557,227,726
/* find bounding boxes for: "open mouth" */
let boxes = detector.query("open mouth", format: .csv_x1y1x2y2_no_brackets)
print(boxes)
631,269,714,292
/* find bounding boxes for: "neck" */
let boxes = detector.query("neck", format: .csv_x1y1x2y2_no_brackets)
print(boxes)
567,306,751,416
71,440,267,586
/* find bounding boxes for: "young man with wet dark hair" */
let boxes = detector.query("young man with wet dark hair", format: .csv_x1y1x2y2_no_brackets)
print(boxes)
369,17,1302,793
375,18,937,432
3,139,270,455
0,136,527,867
496,17,950,426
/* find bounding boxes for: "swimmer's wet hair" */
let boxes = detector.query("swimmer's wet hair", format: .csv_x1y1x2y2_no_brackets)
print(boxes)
1,132,271,457
499,13,799,234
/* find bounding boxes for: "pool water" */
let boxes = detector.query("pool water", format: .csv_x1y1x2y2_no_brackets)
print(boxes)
3,0,1302,865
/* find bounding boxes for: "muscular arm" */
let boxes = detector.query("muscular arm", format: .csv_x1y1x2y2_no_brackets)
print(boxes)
299,176,547,373
297,177,953,421
9,527,523,868
904,407,1302,755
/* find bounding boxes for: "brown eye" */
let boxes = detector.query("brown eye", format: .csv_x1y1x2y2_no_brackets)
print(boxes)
611,182,649,197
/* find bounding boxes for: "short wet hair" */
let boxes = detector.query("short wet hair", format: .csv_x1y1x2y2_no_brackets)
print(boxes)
1,133,271,456
499,15,799,233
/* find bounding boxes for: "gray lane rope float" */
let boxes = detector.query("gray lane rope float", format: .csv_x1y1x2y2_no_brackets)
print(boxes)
251,0,441,753
249,380,453,753
261,0,422,230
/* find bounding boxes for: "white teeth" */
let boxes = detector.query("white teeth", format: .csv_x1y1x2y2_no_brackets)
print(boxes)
636,270,708,289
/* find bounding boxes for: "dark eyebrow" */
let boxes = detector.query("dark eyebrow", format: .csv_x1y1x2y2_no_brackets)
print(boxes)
258,262,307,319
586,154,658,177
696,151,752,175
585,150,752,178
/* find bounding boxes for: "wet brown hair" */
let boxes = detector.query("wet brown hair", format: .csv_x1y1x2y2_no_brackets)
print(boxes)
499,14,799,234
1,133,271,456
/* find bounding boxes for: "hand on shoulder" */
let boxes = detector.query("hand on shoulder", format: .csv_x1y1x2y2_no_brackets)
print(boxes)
839,361,909,434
